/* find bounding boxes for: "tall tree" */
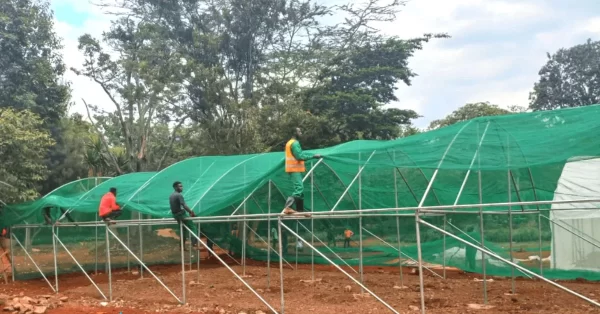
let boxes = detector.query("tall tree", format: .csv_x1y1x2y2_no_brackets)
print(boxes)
428,102,524,130
529,39,600,111
72,17,189,173
0,108,54,204
0,0,70,123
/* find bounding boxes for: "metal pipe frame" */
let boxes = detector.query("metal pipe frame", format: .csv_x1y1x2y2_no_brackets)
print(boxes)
244,222,294,269
11,232,56,292
279,221,399,314
541,214,600,251
53,232,107,299
182,224,279,313
297,221,358,274
361,227,443,279
330,150,376,212
105,227,183,304
419,218,600,308
11,198,600,231
445,221,532,279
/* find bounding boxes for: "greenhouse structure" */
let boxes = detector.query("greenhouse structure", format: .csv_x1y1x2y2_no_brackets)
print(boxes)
2,105,600,313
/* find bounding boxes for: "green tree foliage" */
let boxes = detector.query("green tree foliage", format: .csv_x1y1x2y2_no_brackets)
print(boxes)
0,108,54,203
72,17,189,172
529,39,600,111
44,114,95,189
0,0,70,123
428,102,526,130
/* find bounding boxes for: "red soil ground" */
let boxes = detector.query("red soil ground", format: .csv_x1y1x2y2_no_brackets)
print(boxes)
1,252,599,314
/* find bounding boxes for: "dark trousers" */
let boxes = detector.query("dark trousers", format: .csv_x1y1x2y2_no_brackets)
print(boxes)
101,210,122,221
344,238,351,248
173,211,198,246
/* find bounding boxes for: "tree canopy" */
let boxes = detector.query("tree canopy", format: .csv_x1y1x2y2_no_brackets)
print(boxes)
529,39,600,111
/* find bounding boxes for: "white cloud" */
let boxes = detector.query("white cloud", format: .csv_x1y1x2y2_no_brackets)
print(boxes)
53,1,116,118
373,0,600,128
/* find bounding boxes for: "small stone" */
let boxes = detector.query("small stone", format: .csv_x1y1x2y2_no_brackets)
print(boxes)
219,309,225,314
21,296,34,304
344,285,352,292
33,305,47,314
236,289,243,292
393,285,407,290
238,312,247,314
100,302,108,307
255,311,266,314
409,305,419,311
59,297,68,302
467,304,495,310
256,289,264,293
228,304,233,307
3,305,14,311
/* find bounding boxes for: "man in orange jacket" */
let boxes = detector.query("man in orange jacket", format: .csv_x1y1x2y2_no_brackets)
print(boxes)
283,127,322,215
99,188,122,224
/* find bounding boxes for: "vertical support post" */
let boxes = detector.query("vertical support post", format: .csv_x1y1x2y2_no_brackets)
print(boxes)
197,222,200,283
95,224,98,274
358,152,364,294
242,165,247,277
180,223,186,304
295,222,298,270
415,215,426,314
278,217,285,314
477,123,487,304
127,225,131,272
442,215,447,279
507,136,515,294
52,226,58,292
10,229,14,282
139,220,144,278
267,181,271,288
105,226,112,301
311,161,315,281
393,164,404,286
538,212,543,275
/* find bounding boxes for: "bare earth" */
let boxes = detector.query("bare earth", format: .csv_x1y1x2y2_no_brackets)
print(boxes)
1,252,600,314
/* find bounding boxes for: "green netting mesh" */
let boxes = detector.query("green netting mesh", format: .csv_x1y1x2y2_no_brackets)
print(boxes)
5,105,600,281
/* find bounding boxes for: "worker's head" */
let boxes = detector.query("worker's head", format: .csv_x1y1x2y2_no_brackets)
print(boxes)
109,187,117,196
173,181,183,192
293,127,302,139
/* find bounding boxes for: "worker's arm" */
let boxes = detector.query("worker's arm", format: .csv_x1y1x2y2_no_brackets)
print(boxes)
110,196,120,210
179,194,196,217
290,141,320,161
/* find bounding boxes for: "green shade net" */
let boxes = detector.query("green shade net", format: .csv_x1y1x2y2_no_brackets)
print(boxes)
5,105,600,281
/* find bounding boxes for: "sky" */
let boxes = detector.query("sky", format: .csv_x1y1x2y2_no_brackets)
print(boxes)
51,0,600,129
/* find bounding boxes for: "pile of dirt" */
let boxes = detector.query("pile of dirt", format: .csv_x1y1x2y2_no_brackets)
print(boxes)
0,293,68,314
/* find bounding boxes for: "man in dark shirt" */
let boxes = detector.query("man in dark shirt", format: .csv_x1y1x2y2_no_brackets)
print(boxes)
42,206,77,225
170,181,199,250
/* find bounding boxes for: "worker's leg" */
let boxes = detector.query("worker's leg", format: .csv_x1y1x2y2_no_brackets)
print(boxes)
42,208,52,225
291,172,304,210
60,208,76,223
183,219,199,247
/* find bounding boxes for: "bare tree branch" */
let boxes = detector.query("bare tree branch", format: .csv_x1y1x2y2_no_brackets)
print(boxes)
82,98,124,175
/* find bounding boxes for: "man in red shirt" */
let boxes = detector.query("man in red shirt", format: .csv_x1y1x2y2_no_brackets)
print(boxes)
99,188,122,224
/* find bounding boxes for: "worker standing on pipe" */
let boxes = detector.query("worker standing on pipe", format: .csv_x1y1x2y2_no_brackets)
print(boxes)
282,127,322,216
170,181,200,251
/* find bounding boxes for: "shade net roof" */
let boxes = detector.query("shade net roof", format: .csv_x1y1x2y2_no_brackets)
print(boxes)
5,105,600,282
